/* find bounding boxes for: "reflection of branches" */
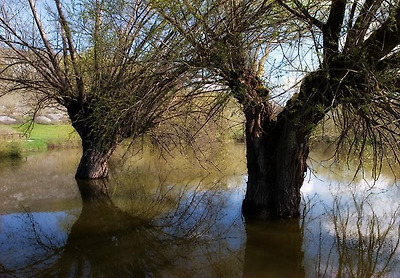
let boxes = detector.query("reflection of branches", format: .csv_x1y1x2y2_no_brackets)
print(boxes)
2,208,67,277
110,161,244,241
320,194,400,277
0,263,17,278
7,178,244,277
22,208,64,252
160,180,226,238
45,179,179,277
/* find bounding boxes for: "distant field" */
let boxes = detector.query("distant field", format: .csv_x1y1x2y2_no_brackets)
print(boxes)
0,124,80,155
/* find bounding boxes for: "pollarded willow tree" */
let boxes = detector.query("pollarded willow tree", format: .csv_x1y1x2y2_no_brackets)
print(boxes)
272,0,400,215
156,0,400,218
0,0,189,179
152,0,303,218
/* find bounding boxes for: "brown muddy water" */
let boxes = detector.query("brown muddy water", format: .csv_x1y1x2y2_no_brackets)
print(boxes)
0,144,399,277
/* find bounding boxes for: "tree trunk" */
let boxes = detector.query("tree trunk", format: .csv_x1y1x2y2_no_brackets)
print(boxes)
75,140,116,179
76,178,113,202
67,100,117,179
241,72,330,219
242,104,311,219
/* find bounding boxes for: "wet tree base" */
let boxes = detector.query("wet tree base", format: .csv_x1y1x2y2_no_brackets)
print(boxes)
242,200,301,220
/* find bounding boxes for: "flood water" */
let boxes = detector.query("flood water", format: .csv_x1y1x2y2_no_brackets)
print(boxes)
0,144,400,277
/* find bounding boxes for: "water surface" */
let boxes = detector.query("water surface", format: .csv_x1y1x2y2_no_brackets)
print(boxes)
0,145,399,277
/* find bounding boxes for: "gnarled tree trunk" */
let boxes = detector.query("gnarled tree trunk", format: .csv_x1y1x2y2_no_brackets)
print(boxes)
242,105,310,219
67,100,118,179
76,141,117,179
241,73,329,219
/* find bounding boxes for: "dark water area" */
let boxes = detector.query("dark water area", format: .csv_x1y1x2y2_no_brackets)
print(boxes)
1,145,400,277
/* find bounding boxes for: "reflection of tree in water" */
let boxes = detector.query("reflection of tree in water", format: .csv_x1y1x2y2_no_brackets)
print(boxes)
45,179,173,277
4,176,400,277
303,190,400,277
9,179,245,277
303,147,400,277
243,219,305,278
328,196,399,277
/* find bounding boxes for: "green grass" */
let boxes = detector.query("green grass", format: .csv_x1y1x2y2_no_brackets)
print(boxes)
19,124,80,151
0,124,80,154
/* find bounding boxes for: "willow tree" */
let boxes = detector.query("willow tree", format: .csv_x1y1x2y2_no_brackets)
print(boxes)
271,0,400,216
0,0,188,179
152,0,298,218
156,0,400,218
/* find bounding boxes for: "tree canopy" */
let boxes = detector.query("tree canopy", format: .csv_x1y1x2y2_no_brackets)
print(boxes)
277,0,400,175
0,0,192,178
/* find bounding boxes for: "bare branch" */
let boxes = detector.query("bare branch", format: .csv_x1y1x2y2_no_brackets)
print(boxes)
277,0,324,29
54,0,85,102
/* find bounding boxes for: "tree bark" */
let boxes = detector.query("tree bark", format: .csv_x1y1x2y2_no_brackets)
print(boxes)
75,141,116,179
242,106,310,219
76,178,113,203
67,100,118,179
241,73,328,219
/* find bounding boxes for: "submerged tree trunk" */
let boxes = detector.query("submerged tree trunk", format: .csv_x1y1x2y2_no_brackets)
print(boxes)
76,141,117,179
67,100,118,179
76,178,113,202
242,107,310,219
242,73,329,219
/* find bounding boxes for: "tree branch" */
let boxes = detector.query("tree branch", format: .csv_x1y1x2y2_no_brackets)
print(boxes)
27,0,63,78
276,0,324,29
322,0,346,61
345,0,385,50
54,0,85,102
363,3,400,61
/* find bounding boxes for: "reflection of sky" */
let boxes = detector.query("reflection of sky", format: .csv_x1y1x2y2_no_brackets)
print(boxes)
155,178,247,257
0,181,247,277
302,168,400,224
301,167,400,277
1,146,400,277
0,211,77,270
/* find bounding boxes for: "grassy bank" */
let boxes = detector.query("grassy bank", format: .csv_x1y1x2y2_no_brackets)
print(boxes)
0,124,80,158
